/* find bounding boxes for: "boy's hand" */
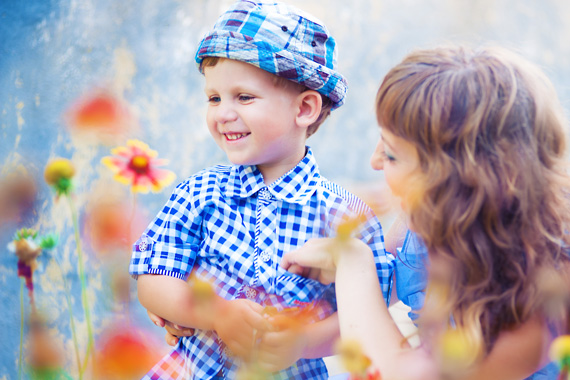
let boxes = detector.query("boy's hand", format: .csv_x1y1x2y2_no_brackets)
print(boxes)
147,310,195,346
213,298,271,360
255,318,308,372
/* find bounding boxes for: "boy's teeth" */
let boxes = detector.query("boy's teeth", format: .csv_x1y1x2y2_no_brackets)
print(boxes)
226,133,247,140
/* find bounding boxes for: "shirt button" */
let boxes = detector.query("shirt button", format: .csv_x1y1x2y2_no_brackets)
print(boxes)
223,346,234,358
260,249,272,262
138,241,148,252
245,286,257,300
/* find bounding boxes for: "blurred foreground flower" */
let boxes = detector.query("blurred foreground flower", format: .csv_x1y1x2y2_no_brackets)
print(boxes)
336,214,367,241
262,302,319,331
84,196,145,257
189,275,217,301
9,229,42,305
9,229,55,303
65,90,136,145
94,325,163,380
44,158,94,377
44,158,75,197
550,335,570,378
102,139,175,193
335,339,381,380
0,169,37,227
436,327,479,375
27,312,72,380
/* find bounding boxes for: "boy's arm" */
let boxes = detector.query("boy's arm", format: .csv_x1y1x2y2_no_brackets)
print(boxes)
137,274,214,330
138,274,271,358
302,311,340,358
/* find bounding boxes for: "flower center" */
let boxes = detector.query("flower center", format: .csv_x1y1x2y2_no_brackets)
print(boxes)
129,155,149,174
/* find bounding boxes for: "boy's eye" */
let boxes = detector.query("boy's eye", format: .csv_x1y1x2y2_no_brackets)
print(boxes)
207,96,220,103
238,94,254,102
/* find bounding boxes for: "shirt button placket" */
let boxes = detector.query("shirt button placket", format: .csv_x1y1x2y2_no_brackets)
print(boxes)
255,188,278,292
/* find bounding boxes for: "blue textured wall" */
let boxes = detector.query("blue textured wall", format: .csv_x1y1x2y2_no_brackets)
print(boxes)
1,0,569,378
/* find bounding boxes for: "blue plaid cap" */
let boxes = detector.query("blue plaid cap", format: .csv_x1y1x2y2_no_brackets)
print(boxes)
195,0,348,109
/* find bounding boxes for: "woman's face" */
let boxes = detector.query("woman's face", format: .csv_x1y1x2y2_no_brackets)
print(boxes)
370,129,421,212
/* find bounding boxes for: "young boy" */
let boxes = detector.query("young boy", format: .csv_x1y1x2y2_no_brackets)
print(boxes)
130,1,393,379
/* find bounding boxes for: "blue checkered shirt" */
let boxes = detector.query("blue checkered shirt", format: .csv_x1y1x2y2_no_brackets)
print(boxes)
130,148,394,379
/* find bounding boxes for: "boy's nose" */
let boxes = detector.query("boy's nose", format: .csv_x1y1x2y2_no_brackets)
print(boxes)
370,139,385,171
214,101,238,124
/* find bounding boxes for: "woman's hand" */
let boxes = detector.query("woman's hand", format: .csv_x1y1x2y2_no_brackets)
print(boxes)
281,237,371,284
280,238,339,284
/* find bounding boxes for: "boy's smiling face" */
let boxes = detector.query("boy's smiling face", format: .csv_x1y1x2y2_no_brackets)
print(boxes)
204,58,308,184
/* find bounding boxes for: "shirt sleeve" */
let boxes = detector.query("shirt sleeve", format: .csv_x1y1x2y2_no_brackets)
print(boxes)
394,230,428,322
129,179,203,280
358,212,395,305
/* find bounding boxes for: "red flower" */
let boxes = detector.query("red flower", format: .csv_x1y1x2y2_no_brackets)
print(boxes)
101,139,175,193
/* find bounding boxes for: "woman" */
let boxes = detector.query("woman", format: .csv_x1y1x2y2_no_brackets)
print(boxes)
281,45,570,380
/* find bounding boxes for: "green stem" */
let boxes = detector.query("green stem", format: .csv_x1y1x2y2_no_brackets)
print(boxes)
53,255,82,379
67,195,94,376
125,192,138,320
19,278,24,380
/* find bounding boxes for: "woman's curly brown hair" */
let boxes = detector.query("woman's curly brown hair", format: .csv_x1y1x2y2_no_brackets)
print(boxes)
376,45,570,356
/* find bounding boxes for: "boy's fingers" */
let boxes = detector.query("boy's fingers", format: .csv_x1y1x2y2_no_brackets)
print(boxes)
165,324,195,337
147,310,165,327
165,332,180,346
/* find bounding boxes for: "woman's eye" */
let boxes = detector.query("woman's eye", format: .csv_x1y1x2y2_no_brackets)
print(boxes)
381,151,396,162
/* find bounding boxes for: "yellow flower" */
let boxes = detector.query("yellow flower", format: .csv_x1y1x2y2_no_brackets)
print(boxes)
102,140,175,193
336,215,366,241
44,158,75,196
437,328,480,374
335,339,372,377
189,275,216,301
550,335,570,365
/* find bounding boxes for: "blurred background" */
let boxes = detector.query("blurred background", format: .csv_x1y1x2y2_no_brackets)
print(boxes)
1,0,569,378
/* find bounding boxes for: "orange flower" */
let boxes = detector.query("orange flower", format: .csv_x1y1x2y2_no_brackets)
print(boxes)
101,140,175,193
65,90,136,144
27,313,66,371
83,196,145,257
94,325,163,380
262,303,319,331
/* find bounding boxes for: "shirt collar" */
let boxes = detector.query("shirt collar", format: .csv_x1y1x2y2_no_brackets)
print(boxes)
224,147,321,205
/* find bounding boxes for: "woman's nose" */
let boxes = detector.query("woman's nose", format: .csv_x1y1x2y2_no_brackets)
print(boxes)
370,139,385,171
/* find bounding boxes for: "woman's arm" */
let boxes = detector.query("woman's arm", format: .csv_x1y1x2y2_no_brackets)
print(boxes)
282,239,559,380
333,239,440,380
282,238,438,379
457,315,552,380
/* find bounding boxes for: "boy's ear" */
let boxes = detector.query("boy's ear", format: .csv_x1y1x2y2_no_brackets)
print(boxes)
295,90,322,128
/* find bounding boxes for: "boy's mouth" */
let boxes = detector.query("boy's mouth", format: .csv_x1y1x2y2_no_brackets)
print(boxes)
224,133,250,141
